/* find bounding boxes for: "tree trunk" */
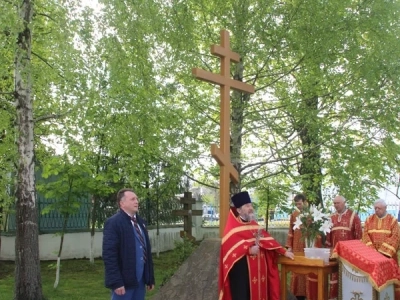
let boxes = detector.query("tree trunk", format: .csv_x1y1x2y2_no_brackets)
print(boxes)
156,187,160,258
231,58,249,194
14,1,43,299
90,235,95,263
54,214,68,289
54,257,61,289
265,186,270,231
295,95,323,205
89,135,104,263
0,206,3,256
90,195,97,264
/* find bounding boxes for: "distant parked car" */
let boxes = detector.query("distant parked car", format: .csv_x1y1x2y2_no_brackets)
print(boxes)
202,214,211,221
202,214,219,221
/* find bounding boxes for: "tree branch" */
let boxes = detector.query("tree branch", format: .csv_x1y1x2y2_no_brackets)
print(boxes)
242,169,286,188
255,56,305,92
34,111,70,123
35,12,56,22
31,51,56,70
364,180,400,201
31,51,66,80
184,172,218,190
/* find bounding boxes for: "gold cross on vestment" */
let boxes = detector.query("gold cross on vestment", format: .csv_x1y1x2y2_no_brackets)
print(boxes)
254,227,263,246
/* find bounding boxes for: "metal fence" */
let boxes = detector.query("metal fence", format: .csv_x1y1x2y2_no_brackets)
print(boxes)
135,197,183,226
6,196,91,233
5,195,184,234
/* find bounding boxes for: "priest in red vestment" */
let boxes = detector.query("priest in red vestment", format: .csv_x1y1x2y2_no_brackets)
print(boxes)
325,195,362,300
285,195,321,300
361,199,400,300
286,193,308,300
218,191,294,300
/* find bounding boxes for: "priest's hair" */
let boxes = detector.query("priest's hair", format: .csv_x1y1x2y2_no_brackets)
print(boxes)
374,199,387,207
335,195,346,203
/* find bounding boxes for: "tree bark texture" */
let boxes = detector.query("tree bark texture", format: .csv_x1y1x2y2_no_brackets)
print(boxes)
90,195,97,263
14,1,43,299
231,58,249,194
296,95,323,205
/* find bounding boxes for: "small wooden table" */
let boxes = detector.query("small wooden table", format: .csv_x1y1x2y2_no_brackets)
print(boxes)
278,253,338,300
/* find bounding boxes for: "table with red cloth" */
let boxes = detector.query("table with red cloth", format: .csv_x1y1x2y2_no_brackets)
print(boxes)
332,240,400,291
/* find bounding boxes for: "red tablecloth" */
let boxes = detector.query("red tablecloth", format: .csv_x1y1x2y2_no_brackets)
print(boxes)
332,240,400,291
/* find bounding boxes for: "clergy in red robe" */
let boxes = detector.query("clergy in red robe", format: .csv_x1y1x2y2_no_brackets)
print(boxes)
218,191,294,300
325,195,362,300
286,193,307,300
285,194,321,300
362,199,400,300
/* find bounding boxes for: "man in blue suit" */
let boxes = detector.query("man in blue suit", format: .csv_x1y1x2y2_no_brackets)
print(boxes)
103,188,155,300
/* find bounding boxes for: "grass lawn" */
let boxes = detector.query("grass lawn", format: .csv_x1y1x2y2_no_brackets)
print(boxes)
0,251,176,300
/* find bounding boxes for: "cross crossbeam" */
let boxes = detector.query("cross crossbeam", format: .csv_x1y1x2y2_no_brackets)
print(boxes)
172,192,202,240
192,69,254,94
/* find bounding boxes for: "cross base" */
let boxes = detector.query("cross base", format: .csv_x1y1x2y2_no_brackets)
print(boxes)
180,230,196,242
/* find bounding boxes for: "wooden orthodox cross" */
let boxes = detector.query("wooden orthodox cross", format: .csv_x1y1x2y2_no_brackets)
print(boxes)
192,30,255,237
172,191,202,240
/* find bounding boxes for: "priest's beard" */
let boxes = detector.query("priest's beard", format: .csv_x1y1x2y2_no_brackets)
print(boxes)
242,212,255,222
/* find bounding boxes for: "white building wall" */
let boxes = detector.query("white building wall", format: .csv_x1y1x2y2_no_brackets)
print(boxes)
0,226,220,261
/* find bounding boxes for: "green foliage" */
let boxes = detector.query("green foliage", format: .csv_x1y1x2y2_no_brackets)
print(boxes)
255,182,292,209
2,0,400,230
47,262,59,270
200,194,214,205
152,0,400,208
172,235,197,265
160,235,198,286
37,156,89,220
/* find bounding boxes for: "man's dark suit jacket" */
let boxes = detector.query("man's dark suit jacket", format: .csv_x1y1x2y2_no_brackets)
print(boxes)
103,210,155,290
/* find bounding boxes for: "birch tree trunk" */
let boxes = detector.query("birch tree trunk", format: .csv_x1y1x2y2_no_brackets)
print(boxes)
89,194,97,264
14,0,43,299
54,215,68,289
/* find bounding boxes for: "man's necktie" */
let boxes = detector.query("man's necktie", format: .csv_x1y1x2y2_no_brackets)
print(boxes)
132,216,147,262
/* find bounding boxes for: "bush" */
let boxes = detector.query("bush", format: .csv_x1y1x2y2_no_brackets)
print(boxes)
160,234,197,285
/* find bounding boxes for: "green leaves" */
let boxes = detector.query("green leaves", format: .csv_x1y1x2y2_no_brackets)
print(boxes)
37,156,90,217
2,0,399,221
